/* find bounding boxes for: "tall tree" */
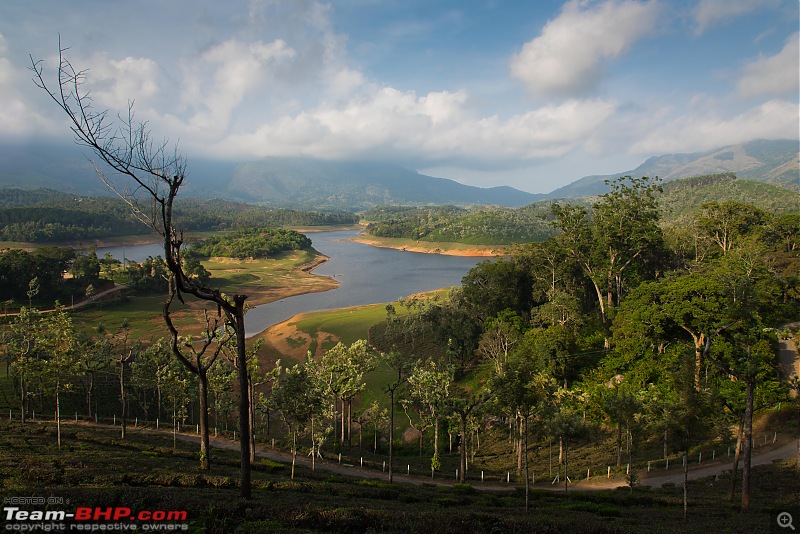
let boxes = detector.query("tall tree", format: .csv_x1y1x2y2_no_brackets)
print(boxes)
33,305,80,449
381,350,417,483
707,333,781,510
445,384,489,483
492,350,555,511
551,176,663,343
32,46,255,498
406,359,454,466
272,362,322,479
695,201,765,255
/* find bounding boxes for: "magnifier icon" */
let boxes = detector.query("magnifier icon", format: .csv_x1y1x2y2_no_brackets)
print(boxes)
778,512,795,530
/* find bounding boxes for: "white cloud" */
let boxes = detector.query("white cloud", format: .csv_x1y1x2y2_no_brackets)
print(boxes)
737,32,799,98
0,33,57,138
209,84,616,166
177,39,296,133
77,54,162,112
694,0,779,35
630,98,799,154
509,0,660,97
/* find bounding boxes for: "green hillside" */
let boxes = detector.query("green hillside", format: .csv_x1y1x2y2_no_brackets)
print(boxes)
658,174,800,225
0,188,359,243
362,174,799,247
362,203,555,245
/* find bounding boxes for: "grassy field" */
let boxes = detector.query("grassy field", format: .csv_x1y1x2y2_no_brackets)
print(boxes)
0,420,794,533
254,298,431,413
69,248,336,339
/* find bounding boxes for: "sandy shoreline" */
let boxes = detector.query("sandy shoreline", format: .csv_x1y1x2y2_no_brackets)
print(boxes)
349,236,506,257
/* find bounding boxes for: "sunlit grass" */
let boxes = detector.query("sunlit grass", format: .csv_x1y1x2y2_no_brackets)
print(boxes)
69,249,334,339
351,235,506,255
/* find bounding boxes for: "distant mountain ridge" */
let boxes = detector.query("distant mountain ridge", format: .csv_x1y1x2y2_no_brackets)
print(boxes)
548,139,798,198
0,139,795,208
0,145,541,209
227,158,542,209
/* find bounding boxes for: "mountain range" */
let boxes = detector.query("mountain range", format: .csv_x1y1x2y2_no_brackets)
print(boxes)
549,139,798,198
0,139,795,209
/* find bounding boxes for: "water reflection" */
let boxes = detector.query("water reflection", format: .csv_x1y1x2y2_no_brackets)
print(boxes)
99,230,484,335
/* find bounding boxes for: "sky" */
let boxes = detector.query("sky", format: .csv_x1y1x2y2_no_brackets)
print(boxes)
0,0,797,194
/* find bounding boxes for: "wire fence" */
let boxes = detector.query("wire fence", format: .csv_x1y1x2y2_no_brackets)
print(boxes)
6,408,787,487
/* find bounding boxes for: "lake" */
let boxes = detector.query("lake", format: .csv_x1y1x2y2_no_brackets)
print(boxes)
98,230,485,335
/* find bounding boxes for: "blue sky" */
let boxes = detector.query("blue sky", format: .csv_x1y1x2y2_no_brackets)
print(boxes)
0,0,797,193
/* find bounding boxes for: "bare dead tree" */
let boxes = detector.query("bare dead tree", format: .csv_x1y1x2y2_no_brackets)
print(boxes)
31,41,254,498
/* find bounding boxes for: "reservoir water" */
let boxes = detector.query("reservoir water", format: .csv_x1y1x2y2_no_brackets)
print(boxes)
98,230,484,335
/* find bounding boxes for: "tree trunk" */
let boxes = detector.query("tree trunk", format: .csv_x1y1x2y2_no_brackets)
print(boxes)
249,378,256,465
87,372,94,418
348,399,353,447
332,397,339,446
616,420,623,467
233,305,252,499
311,417,316,472
56,381,61,450
524,415,529,513
741,380,754,511
517,414,523,476
683,454,688,520
120,360,127,440
564,435,569,494
19,375,26,423
341,397,346,448
728,417,744,502
291,429,297,480
433,416,440,459
198,371,211,471
389,388,395,484
459,413,467,483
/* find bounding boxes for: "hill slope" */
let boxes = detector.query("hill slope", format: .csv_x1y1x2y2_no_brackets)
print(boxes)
227,158,542,209
0,145,541,209
658,174,800,225
549,139,798,198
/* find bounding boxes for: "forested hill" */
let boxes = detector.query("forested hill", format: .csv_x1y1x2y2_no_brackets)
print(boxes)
362,175,799,247
226,158,542,209
0,189,358,243
0,145,541,209
362,204,555,245
658,174,800,224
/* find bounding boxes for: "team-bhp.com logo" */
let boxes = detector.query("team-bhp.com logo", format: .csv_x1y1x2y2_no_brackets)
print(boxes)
4,498,189,531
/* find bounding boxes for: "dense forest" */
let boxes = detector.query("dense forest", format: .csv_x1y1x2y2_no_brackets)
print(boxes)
363,174,799,247
0,225,313,304
186,227,312,259
363,204,555,245
3,175,798,515
0,246,102,305
0,188,358,242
